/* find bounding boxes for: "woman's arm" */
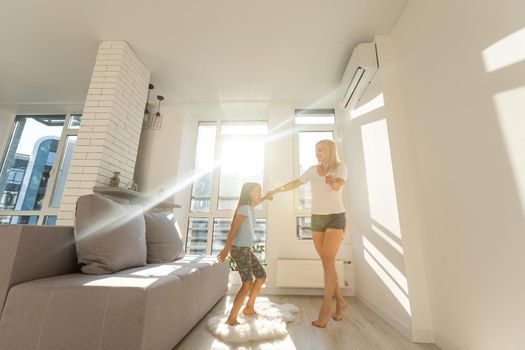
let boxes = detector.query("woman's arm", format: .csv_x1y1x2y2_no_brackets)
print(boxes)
217,214,246,262
270,179,303,196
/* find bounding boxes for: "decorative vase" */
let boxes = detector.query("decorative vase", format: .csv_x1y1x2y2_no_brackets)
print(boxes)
129,180,139,191
109,171,120,187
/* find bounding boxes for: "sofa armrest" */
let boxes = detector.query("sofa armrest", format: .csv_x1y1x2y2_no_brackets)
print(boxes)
0,225,78,314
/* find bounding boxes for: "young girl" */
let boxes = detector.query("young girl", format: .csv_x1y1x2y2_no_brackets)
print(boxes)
217,182,272,326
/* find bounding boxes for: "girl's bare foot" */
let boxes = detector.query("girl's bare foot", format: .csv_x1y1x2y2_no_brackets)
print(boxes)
242,306,257,317
332,299,348,321
225,319,239,326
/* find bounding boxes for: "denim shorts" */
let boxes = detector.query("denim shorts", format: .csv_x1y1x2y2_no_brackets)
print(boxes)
230,246,267,282
311,212,346,232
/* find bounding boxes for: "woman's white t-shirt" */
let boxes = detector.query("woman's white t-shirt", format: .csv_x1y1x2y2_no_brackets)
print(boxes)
299,163,347,215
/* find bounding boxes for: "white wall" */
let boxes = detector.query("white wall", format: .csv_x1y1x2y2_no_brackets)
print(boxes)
378,0,525,349
341,65,433,341
136,101,355,295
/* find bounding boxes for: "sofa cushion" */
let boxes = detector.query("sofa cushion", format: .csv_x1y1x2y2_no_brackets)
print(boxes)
74,194,147,274
143,212,185,263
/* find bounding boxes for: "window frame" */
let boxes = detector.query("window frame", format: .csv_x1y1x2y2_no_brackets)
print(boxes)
293,109,341,238
186,120,269,255
0,114,81,225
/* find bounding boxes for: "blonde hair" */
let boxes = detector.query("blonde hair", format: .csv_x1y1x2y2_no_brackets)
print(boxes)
316,139,340,173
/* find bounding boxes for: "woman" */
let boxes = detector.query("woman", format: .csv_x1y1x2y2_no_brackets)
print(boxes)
269,139,347,328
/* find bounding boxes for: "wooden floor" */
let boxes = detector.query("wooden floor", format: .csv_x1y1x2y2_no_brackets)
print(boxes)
174,295,441,350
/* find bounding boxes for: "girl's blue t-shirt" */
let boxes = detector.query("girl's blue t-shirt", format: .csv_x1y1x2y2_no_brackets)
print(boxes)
232,204,255,247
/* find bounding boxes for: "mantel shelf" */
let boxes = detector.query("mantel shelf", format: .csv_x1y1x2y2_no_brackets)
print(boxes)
92,186,181,209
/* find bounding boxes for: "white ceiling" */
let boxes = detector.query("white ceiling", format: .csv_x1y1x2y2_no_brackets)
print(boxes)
0,0,406,106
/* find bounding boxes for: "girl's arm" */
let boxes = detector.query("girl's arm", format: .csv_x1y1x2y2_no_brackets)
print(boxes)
217,214,247,262
252,192,274,207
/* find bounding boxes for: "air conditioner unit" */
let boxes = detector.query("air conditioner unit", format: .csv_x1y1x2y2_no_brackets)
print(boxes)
339,42,378,110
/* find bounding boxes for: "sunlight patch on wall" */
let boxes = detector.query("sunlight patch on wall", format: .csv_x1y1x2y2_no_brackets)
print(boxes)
361,119,401,238
483,27,525,72
363,236,408,294
493,86,525,213
351,93,384,119
364,247,411,316
371,223,404,255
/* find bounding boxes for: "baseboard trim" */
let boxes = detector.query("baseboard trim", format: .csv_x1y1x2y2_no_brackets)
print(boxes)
412,329,435,343
356,292,413,340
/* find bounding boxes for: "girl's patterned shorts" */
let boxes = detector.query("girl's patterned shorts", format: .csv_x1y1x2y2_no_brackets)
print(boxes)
230,246,267,282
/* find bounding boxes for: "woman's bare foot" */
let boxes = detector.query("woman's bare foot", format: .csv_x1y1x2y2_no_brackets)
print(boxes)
225,318,239,326
242,306,257,317
332,298,348,321
312,303,332,328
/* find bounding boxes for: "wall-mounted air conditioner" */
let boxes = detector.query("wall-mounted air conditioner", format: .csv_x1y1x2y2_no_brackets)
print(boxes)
339,42,378,110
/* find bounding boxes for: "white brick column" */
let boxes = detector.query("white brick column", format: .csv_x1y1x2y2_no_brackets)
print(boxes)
57,41,150,225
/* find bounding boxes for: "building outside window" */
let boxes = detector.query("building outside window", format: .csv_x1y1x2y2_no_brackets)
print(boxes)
0,114,81,225
186,121,267,261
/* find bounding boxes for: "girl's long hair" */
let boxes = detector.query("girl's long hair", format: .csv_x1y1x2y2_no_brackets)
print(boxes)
233,182,260,217
317,139,340,173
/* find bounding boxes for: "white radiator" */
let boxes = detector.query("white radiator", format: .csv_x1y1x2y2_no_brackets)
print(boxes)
276,259,344,288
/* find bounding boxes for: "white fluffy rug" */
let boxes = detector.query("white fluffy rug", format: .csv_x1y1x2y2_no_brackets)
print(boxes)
207,303,300,344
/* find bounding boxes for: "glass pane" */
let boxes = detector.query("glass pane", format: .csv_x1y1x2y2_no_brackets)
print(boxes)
68,115,82,129
50,135,77,208
211,218,266,261
295,109,335,125
43,215,57,225
218,122,267,210
212,218,231,256
0,215,39,224
253,219,266,262
185,217,209,255
190,123,216,212
298,131,334,210
297,217,312,239
0,116,64,211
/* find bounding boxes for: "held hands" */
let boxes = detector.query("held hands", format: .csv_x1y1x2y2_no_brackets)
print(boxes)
263,191,274,201
217,249,228,263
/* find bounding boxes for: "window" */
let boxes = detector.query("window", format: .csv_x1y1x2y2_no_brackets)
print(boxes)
211,218,266,262
294,109,337,239
0,114,81,225
185,217,209,255
296,216,312,239
189,123,216,212
295,109,335,125
186,121,268,256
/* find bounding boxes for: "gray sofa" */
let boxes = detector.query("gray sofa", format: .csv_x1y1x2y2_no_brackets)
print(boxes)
0,225,229,350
